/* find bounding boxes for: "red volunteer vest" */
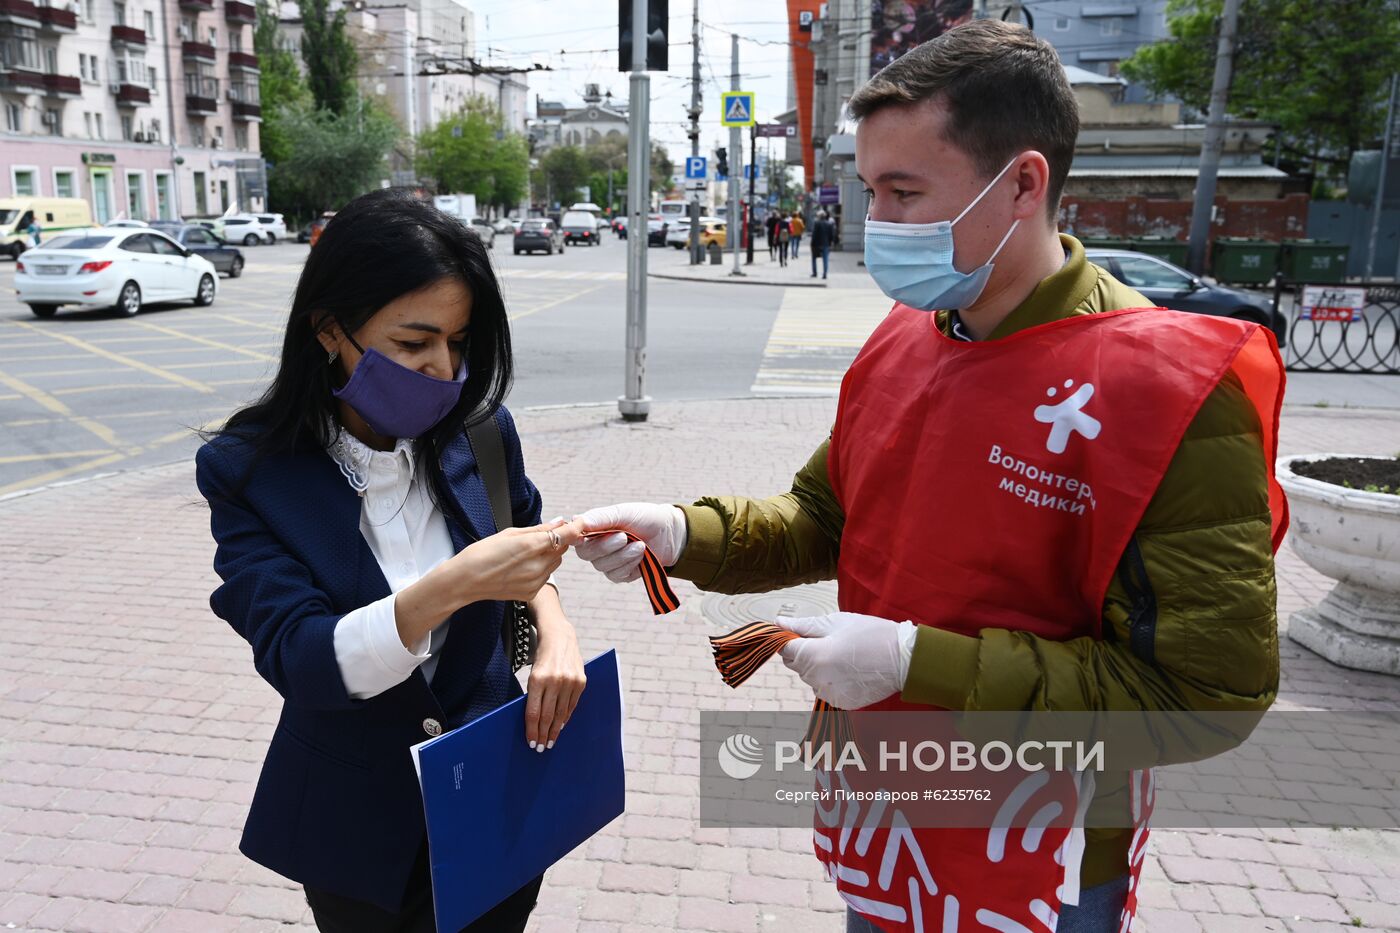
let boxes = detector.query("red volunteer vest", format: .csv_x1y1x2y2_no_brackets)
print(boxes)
821,305,1286,932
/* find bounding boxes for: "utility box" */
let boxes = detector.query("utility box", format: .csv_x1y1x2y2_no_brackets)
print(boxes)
1279,240,1350,284
1210,238,1279,285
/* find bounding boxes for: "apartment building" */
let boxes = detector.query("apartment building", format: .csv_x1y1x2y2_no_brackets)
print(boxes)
0,0,264,221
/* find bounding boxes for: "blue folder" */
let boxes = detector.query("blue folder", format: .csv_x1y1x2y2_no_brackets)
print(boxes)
411,649,626,932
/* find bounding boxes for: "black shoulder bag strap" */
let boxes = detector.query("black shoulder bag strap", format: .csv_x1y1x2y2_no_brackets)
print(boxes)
465,414,538,671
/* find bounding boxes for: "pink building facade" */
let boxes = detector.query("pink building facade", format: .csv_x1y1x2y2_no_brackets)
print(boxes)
0,0,263,220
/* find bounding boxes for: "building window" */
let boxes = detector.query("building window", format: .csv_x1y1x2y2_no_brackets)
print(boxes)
144,9,154,36
45,108,60,135
14,169,37,196
116,55,147,85
94,113,104,139
1100,16,1122,36
213,123,224,148
207,25,217,46
83,0,94,21
149,117,161,142
1054,16,1070,31
126,172,145,219
181,17,196,40
1,35,40,70
149,66,159,93
114,1,126,25
121,114,134,140
44,46,57,74
188,120,204,147
5,103,22,133
234,123,247,150
55,170,75,197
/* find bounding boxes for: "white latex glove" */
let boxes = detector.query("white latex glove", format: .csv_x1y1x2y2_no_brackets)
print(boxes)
571,503,689,584
777,612,919,709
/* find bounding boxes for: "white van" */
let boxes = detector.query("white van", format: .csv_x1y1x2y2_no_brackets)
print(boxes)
0,198,94,258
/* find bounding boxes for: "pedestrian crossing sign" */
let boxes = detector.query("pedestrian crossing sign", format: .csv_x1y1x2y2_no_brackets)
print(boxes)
721,91,755,127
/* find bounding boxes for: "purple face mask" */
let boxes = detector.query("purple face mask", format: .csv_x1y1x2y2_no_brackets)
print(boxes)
332,336,467,439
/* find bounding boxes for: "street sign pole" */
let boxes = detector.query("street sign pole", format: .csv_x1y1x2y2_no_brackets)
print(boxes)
1366,73,1398,280
746,124,756,265
620,0,651,422
689,0,703,266
728,34,743,277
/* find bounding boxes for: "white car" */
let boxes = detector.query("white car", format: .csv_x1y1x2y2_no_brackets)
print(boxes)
104,219,150,228
254,213,287,243
215,214,272,246
665,214,721,249
14,228,219,318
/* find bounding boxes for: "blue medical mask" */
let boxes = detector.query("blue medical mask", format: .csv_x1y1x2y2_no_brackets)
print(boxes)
863,157,1021,312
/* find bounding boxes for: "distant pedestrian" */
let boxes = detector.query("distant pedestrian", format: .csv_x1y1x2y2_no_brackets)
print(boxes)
765,213,778,259
809,210,835,279
25,218,41,247
776,215,791,267
790,212,805,258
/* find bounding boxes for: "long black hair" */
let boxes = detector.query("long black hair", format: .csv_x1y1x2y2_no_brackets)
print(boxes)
214,187,512,475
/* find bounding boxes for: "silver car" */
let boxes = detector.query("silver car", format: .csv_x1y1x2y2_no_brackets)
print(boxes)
468,218,496,249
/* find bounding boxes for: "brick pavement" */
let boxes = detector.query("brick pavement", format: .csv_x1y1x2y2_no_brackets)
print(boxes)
1,398,1399,932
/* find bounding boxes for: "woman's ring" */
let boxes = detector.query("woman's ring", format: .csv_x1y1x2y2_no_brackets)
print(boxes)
548,529,562,550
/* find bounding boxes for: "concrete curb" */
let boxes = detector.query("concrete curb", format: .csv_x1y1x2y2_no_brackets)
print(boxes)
647,270,827,288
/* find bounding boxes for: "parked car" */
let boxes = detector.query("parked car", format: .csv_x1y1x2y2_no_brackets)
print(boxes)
687,220,727,250
307,212,335,247
667,214,722,249
214,214,272,246
254,213,287,243
492,217,517,235
1085,249,1286,344
152,222,246,277
466,217,496,248
0,196,93,258
14,228,219,318
104,219,150,228
560,210,600,246
513,218,563,255
646,214,668,247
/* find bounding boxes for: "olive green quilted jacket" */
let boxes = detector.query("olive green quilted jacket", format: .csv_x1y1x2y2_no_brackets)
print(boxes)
668,235,1279,885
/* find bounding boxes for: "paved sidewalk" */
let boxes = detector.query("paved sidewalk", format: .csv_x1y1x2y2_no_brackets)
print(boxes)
649,243,868,289
2,399,1399,933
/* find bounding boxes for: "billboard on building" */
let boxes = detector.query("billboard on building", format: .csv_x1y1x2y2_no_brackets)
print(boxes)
870,0,974,77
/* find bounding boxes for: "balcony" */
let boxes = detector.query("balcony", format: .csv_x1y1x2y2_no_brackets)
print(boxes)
232,100,260,121
110,24,146,48
178,0,213,10
227,50,258,73
0,0,42,28
0,68,46,93
42,72,79,97
37,4,78,32
224,0,255,24
185,93,216,114
181,40,216,63
113,82,150,106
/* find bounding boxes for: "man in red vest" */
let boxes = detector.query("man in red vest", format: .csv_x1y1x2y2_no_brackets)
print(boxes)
575,20,1285,933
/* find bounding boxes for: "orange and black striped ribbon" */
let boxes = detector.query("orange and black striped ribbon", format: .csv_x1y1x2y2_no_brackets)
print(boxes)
581,530,680,615
709,621,852,751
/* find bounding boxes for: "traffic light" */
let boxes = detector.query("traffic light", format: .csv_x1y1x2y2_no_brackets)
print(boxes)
618,0,668,72
715,147,729,177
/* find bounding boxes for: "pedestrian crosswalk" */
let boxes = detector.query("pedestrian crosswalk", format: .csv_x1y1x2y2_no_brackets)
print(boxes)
750,287,893,396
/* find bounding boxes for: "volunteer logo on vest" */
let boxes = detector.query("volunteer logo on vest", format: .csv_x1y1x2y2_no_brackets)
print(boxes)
1034,379,1102,455
718,733,764,780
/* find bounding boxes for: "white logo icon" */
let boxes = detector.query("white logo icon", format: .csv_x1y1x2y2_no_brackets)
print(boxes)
1033,379,1101,454
717,733,764,780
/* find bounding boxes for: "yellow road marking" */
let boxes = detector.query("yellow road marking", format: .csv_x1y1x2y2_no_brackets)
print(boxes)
509,284,605,322
164,358,270,370
0,452,127,497
0,367,131,450
204,311,285,333
51,382,184,396
0,448,113,465
124,319,278,361
7,320,213,393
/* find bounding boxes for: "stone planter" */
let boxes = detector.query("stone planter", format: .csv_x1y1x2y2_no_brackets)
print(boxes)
1278,454,1400,676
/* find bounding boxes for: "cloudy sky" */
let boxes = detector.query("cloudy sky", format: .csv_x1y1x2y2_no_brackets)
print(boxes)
465,0,796,166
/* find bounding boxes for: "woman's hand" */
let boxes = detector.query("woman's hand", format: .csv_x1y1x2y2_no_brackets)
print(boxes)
447,521,582,605
524,596,587,751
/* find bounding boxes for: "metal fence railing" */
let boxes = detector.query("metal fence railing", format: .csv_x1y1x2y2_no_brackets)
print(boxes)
1273,281,1400,374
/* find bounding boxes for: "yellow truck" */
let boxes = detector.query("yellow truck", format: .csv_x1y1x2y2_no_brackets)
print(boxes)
0,197,94,258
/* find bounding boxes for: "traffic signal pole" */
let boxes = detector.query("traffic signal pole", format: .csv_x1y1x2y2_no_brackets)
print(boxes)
620,0,651,422
728,33,743,277
688,0,702,265
746,123,756,265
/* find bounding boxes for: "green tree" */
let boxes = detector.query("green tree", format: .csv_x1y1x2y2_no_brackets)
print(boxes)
1121,0,1400,178
266,101,399,217
298,0,358,116
415,99,530,213
254,0,310,209
539,145,592,206
649,143,674,195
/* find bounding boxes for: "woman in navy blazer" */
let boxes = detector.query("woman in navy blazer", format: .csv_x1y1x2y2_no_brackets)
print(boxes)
196,189,586,932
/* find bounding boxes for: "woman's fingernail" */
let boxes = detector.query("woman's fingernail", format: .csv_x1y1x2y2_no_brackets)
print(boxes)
546,739,555,750
536,744,546,754
528,741,537,750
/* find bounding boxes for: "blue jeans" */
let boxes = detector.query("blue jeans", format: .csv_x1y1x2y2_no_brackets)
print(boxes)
844,875,1129,933
792,233,802,257
811,245,830,277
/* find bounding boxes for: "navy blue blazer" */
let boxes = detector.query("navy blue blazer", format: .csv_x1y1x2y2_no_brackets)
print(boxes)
194,406,542,912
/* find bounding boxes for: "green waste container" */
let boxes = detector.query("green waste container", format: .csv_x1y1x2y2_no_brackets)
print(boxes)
1079,236,1132,251
1129,237,1189,266
1279,239,1349,284
1210,238,1279,285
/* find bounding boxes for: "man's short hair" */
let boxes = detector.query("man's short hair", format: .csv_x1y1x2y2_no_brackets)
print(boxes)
848,19,1078,219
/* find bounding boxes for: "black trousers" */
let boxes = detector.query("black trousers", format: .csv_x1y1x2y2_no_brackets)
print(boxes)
304,843,543,933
